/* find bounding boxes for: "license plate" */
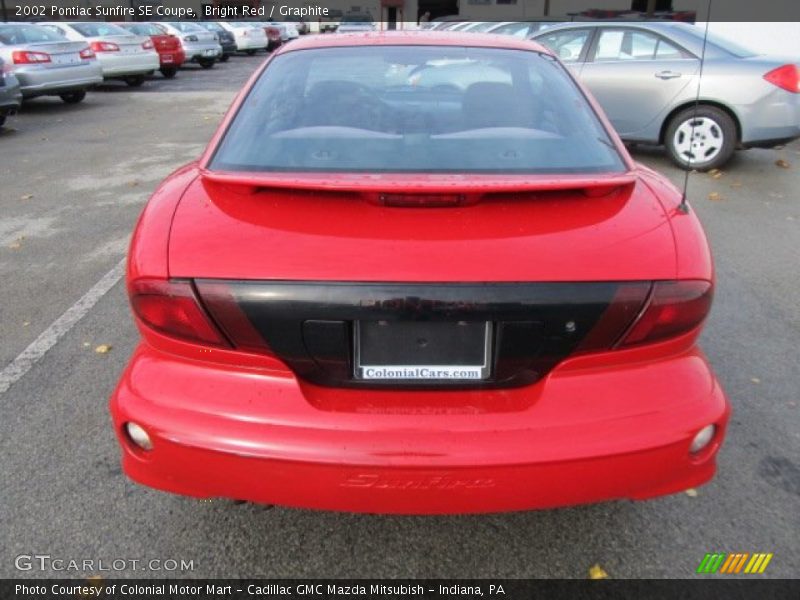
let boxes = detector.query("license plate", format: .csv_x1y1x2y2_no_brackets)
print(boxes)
162,54,173,63
52,54,79,65
203,49,216,57
354,321,491,382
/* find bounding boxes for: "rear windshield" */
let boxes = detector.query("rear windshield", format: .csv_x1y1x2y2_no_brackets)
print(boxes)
166,22,205,34
70,22,131,37
197,22,224,32
211,46,625,174
0,24,65,44
120,23,163,36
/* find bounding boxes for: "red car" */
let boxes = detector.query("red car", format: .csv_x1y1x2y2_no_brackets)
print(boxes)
263,25,282,52
117,22,185,79
111,32,729,514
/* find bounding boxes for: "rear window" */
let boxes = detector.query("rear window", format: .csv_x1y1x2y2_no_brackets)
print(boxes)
210,46,625,174
0,24,65,44
166,22,205,34
70,23,131,37
121,23,163,36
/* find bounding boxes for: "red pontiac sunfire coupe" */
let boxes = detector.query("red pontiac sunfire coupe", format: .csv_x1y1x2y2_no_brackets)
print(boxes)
111,31,729,514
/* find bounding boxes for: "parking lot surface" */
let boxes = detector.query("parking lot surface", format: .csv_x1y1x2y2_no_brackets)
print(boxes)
1,55,798,579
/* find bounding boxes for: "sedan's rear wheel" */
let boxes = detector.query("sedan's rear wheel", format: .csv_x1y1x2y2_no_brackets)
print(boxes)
125,75,145,87
199,58,216,69
60,90,86,104
0,115,6,128
160,66,178,79
665,106,736,171
219,54,230,63
246,50,256,56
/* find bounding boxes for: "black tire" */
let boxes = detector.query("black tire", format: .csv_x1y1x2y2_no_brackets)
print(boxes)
219,54,230,63
60,90,86,104
664,105,737,171
199,58,215,69
0,115,6,128
125,75,145,87
160,66,178,79
245,49,256,56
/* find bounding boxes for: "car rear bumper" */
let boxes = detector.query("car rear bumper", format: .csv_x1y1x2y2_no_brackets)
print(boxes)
110,343,729,514
183,41,222,61
158,49,186,67
97,53,159,77
737,88,800,145
235,37,267,51
14,63,103,96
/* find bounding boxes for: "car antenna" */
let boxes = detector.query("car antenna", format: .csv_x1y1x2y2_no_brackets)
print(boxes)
678,0,713,215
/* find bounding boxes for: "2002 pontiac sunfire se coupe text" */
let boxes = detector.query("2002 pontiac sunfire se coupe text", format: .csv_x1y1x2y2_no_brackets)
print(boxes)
110,31,730,514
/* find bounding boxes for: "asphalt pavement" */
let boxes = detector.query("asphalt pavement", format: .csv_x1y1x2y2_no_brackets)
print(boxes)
0,55,798,579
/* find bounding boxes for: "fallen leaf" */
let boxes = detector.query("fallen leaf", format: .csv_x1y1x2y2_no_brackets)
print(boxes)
83,342,91,347
685,488,698,497
94,344,112,354
751,377,761,384
203,116,211,121
20,194,33,200
708,169,722,179
22,321,30,327
708,192,723,201
8,236,24,249
730,181,742,188
775,159,791,169
588,564,609,579
128,180,139,187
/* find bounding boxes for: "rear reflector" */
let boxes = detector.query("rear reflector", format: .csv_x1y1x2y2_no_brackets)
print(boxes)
617,280,713,348
129,279,229,347
764,64,800,94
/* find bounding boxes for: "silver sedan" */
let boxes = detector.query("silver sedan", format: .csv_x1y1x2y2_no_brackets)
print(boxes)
39,21,159,87
0,23,102,103
532,22,800,170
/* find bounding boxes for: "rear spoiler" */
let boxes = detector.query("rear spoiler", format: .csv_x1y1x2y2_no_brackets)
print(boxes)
199,168,637,205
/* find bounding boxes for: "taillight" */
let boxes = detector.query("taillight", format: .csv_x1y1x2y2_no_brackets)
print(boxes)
12,50,51,64
142,39,154,50
79,47,95,60
763,64,800,93
129,279,229,347
90,41,120,52
617,280,713,348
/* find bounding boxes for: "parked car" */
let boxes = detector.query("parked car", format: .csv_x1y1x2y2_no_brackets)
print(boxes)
154,22,222,69
336,14,376,34
116,22,185,78
0,22,102,101
217,22,268,55
0,56,22,127
532,22,800,170
262,24,282,52
194,21,236,62
271,22,300,42
39,21,157,87
111,32,729,514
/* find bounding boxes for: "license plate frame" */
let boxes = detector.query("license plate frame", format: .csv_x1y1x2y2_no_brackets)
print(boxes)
354,321,492,382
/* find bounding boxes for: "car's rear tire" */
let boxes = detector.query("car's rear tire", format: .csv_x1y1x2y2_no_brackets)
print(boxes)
246,49,256,56
125,75,145,87
60,91,86,104
665,105,737,171
160,66,178,79
219,54,230,63
199,58,215,69
0,115,6,128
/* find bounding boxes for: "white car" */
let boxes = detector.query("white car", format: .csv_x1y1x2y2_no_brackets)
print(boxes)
155,22,222,69
217,22,267,54
39,21,158,87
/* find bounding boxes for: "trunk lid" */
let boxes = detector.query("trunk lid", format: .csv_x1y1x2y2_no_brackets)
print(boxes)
169,170,676,282
22,41,88,66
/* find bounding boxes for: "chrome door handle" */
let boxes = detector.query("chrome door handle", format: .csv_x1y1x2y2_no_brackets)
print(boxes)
655,71,682,80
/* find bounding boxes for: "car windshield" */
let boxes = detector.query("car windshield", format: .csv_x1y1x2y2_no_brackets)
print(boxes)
211,46,625,174
122,23,164,36
166,22,205,34
0,24,66,44
70,22,131,37
198,22,224,32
